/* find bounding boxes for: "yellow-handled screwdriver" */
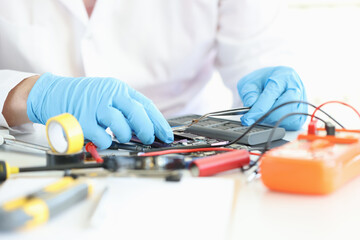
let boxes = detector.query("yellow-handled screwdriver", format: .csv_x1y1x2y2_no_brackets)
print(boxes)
0,161,19,182
0,160,103,182
0,176,92,231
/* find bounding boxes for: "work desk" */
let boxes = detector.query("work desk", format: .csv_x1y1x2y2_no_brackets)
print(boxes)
0,126,359,240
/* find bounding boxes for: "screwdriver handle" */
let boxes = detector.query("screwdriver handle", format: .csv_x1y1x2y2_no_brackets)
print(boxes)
0,177,91,231
0,161,19,182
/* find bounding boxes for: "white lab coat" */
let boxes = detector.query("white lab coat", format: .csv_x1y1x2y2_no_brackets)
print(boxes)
0,0,288,129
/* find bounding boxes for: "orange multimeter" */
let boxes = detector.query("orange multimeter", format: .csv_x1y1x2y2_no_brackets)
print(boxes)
260,129,360,195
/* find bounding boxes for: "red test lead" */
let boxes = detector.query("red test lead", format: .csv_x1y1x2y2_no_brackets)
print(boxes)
308,119,318,135
85,142,104,163
189,149,250,177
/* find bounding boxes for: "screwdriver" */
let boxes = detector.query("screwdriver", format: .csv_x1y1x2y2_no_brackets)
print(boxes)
0,154,185,182
0,160,102,182
0,176,91,231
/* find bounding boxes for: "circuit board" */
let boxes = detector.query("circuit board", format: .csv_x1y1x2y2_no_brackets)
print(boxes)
113,115,287,154
168,115,286,145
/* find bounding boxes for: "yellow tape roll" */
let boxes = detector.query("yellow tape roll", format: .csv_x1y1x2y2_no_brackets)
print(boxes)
46,113,84,154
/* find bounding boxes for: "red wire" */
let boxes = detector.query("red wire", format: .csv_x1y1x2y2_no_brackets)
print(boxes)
310,100,360,122
138,147,261,157
249,152,261,156
138,148,235,157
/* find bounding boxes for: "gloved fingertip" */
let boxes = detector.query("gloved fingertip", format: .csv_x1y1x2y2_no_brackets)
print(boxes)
281,115,307,131
241,116,255,126
164,125,175,142
281,122,298,131
154,128,174,144
139,134,155,145
91,136,112,150
164,132,174,143
115,134,132,144
151,117,175,143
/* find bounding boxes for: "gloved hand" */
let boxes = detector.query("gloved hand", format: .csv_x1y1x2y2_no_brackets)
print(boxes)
237,66,307,130
27,73,174,149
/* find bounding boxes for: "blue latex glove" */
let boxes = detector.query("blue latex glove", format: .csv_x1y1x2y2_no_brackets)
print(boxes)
237,66,307,130
27,73,174,149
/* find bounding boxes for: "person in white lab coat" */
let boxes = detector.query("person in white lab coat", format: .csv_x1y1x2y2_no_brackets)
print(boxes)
0,0,307,149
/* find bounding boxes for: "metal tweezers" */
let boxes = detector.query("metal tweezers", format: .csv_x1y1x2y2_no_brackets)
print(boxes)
0,134,50,152
171,107,250,132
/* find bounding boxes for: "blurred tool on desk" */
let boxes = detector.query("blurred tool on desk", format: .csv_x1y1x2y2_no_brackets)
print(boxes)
0,176,91,231
0,132,49,152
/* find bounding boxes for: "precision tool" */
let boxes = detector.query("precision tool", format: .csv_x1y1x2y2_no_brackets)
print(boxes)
0,160,102,183
0,113,84,154
0,153,185,182
87,186,108,228
0,176,91,231
0,133,49,152
171,107,250,132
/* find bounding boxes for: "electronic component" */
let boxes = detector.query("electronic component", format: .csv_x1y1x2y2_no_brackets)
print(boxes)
169,115,285,145
127,132,253,153
123,116,288,155
125,114,286,153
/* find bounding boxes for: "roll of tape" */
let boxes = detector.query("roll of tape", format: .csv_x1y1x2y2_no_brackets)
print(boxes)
46,113,84,154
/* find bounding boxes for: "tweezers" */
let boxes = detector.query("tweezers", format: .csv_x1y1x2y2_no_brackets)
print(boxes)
171,107,250,132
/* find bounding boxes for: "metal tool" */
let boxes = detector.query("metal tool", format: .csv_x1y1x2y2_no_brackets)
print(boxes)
87,186,108,228
171,107,251,132
0,153,184,182
0,134,49,152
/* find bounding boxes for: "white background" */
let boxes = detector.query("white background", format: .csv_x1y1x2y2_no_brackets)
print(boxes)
208,0,360,129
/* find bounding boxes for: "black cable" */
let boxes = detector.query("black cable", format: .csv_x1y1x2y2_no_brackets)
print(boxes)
222,100,345,147
139,100,345,152
242,112,328,172
263,112,327,153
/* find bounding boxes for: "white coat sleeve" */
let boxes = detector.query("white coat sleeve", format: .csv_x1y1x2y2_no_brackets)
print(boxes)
215,0,291,107
0,70,36,128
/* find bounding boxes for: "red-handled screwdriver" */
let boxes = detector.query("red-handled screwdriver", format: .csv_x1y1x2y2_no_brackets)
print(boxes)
189,149,250,177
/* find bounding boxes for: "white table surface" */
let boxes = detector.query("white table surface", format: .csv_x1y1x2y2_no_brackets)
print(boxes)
1,126,360,240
